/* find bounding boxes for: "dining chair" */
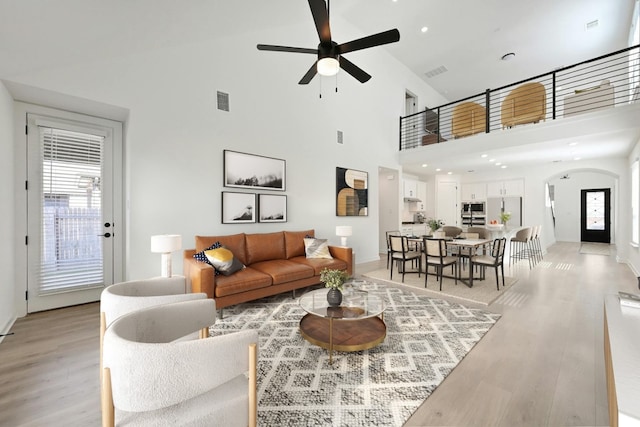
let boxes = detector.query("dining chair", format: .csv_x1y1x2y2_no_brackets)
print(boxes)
385,230,401,269
441,226,463,238
389,235,422,282
466,226,491,240
471,237,507,290
423,237,458,290
102,299,258,427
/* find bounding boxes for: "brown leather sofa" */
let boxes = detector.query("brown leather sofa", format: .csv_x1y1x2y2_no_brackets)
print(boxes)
183,229,352,310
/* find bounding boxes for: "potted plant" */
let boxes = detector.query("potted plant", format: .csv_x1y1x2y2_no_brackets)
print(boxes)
427,218,444,234
500,211,512,225
320,268,349,307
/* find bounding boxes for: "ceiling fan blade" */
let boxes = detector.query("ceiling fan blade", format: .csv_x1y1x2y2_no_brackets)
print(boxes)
308,0,331,44
338,29,400,54
339,57,371,83
257,44,318,54
298,62,318,85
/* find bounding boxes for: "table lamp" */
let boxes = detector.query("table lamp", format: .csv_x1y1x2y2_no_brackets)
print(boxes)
335,226,352,247
150,234,182,278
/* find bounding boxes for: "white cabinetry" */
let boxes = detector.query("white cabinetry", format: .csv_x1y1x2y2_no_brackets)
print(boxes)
416,181,427,211
403,179,418,198
461,183,486,201
487,179,524,197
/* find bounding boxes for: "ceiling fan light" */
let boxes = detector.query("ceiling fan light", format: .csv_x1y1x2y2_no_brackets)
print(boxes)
317,57,339,76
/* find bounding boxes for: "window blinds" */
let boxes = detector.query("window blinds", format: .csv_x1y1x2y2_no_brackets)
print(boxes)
38,126,105,294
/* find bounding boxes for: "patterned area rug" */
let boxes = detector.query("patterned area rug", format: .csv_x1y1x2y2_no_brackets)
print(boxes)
363,267,517,306
210,282,500,426
579,243,612,255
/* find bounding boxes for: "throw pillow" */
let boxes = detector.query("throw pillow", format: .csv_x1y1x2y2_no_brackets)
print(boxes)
204,246,245,276
193,242,222,264
303,238,333,259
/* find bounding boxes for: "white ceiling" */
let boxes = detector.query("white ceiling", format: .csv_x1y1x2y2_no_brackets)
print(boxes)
1,0,638,176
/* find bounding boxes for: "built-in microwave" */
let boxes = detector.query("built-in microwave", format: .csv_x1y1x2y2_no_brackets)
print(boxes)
462,202,486,216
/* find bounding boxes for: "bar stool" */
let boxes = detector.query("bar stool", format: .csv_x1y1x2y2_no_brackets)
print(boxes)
510,227,533,268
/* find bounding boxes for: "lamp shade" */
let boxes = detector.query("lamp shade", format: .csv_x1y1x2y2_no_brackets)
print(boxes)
150,234,182,253
317,57,339,76
335,226,352,237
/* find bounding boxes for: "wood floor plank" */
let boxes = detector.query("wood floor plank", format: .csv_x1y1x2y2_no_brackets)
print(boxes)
0,242,635,426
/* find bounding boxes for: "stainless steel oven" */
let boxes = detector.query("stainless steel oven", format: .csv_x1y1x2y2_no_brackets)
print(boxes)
461,202,486,225
462,202,486,215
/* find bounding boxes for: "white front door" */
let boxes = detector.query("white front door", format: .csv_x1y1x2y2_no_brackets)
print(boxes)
26,112,123,312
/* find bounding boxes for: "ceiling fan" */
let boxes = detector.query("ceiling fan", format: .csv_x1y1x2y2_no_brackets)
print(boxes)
257,0,400,85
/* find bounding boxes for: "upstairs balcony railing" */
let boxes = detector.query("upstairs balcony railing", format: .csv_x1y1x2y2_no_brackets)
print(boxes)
399,44,640,151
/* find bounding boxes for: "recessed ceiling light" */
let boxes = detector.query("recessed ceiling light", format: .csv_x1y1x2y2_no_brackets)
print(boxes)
501,52,516,61
495,162,502,166
501,165,507,169
574,157,582,161
489,158,496,162
421,163,428,167
481,154,488,158
421,26,428,33
569,142,578,146
447,171,452,175
436,168,441,172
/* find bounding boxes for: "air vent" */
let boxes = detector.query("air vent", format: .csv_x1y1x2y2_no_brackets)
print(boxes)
585,19,599,30
424,65,448,78
217,91,230,112
337,130,343,144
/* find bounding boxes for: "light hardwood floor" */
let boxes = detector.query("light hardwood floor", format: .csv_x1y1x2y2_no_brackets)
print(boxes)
0,242,635,426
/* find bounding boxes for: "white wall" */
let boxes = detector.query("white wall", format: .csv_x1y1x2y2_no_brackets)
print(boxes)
549,172,617,242
627,138,640,276
4,19,443,317
0,81,15,335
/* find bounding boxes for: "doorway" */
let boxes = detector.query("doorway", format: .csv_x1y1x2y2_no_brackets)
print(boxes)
26,112,123,312
437,181,459,227
581,188,611,243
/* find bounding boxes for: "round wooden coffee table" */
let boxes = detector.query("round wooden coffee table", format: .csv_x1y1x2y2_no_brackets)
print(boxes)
298,287,386,364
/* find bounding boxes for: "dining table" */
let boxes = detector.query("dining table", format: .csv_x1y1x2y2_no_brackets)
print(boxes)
446,238,493,287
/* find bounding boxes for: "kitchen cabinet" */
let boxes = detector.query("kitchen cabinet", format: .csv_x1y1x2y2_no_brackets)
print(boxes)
412,181,427,211
403,179,418,198
487,179,524,197
461,183,486,201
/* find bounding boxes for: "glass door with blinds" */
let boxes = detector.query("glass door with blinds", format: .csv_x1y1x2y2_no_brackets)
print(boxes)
26,113,120,312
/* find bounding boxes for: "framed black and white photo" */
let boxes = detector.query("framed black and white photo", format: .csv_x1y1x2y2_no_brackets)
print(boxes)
224,150,286,191
258,194,287,223
221,192,256,224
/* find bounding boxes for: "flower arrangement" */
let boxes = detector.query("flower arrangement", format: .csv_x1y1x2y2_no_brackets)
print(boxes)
500,211,512,224
427,218,444,231
320,268,349,291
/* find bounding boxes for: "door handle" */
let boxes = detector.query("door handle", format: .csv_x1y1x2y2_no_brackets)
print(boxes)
98,233,112,238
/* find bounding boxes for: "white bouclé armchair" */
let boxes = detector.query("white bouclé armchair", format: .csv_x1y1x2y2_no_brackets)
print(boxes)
101,299,259,427
99,276,209,385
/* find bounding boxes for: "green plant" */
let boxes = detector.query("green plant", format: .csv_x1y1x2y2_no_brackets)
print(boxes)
320,268,349,291
427,218,444,231
500,211,512,224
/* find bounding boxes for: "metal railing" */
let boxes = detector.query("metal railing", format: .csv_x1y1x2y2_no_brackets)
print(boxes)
400,44,640,150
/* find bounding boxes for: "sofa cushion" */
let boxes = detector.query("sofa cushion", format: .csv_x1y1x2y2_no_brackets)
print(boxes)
284,229,314,259
289,256,348,276
245,232,285,265
250,260,314,285
196,234,247,266
213,267,272,298
204,247,245,276
303,238,333,259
